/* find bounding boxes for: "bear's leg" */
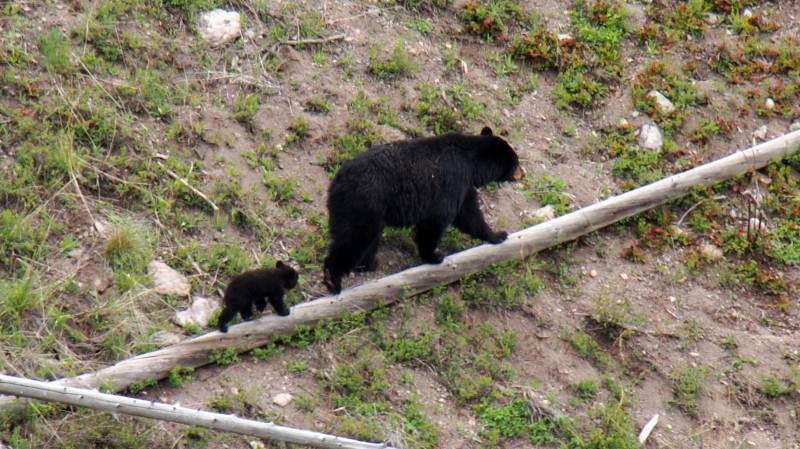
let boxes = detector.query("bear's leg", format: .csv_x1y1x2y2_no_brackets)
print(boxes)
325,225,381,293
255,297,267,312
415,220,447,264
239,302,254,321
267,290,291,317
453,188,507,244
217,305,239,333
355,235,381,272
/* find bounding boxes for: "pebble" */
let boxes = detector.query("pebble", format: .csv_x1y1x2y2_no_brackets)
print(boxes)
620,273,629,280
790,121,800,132
589,270,598,278
689,352,700,358
752,125,768,140
197,9,241,47
764,98,775,110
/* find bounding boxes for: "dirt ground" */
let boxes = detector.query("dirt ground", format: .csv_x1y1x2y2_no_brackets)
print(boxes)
2,0,800,448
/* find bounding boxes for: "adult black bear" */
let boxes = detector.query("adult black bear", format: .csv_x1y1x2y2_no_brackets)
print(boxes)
217,261,298,333
323,127,524,293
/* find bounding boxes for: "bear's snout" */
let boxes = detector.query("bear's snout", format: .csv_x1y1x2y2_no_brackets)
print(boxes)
513,165,525,181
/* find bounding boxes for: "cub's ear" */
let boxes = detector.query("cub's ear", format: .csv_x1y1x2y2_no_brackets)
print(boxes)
275,261,285,268
480,127,493,136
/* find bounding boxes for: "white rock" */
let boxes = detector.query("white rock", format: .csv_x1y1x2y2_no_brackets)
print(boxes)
705,12,718,25
646,90,676,114
700,243,724,261
620,273,629,280
94,220,111,237
273,393,294,407
618,118,629,128
197,9,241,47
764,97,775,110
174,296,219,328
742,8,753,17
589,270,598,278
148,261,191,297
249,441,266,449
752,125,768,140
637,123,663,150
790,121,800,132
531,204,556,222
748,217,768,234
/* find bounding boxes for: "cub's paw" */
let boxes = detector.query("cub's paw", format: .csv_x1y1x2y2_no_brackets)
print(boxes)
487,231,508,244
421,251,445,264
276,307,291,317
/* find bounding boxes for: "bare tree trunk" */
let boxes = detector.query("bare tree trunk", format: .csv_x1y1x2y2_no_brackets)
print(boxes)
0,374,398,449
1,130,798,410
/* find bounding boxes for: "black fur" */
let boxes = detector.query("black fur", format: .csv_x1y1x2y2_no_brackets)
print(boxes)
217,261,298,333
323,127,524,293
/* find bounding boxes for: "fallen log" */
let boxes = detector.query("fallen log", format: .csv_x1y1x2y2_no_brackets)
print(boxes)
1,130,798,410
0,374,398,449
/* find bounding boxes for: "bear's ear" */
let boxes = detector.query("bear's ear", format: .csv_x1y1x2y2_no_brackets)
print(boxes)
276,261,285,268
480,127,493,136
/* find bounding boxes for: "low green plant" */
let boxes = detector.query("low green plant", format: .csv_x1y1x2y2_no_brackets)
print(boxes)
38,27,74,74
234,91,261,123
670,366,708,414
368,41,417,80
209,347,240,365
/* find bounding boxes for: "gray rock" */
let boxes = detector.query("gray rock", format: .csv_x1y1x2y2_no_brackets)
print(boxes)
174,296,219,328
790,121,800,132
148,261,191,297
151,330,184,347
646,90,675,114
637,123,663,150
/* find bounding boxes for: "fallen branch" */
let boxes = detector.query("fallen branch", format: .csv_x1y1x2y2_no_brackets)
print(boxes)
0,130,798,410
0,375,397,449
160,163,219,212
267,33,347,54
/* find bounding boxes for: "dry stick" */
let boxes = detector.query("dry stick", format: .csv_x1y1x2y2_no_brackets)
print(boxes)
267,33,347,54
160,164,220,212
1,130,799,410
0,375,398,449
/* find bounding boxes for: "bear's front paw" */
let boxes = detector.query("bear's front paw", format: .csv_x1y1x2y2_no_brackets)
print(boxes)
487,231,508,244
421,251,445,264
276,307,290,317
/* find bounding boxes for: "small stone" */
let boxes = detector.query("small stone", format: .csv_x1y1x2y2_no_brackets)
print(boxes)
748,217,768,235
620,273,629,280
273,393,294,407
764,97,775,110
197,9,241,47
669,296,676,302
148,261,191,297
94,220,111,237
705,12,718,25
151,330,183,347
589,270,598,278
249,441,266,449
637,123,663,150
174,296,219,328
700,243,724,261
752,125,768,140
530,204,556,222
618,118,629,128
646,90,676,114
689,351,700,358
742,8,753,17
790,121,800,132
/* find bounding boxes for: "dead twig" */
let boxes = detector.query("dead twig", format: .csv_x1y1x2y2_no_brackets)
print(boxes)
266,33,347,54
158,163,219,213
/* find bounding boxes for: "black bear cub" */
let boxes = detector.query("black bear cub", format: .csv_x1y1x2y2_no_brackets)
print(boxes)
217,261,298,333
323,127,524,293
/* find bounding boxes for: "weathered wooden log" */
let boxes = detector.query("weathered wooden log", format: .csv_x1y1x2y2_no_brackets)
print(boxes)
1,130,798,410
0,374,398,449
